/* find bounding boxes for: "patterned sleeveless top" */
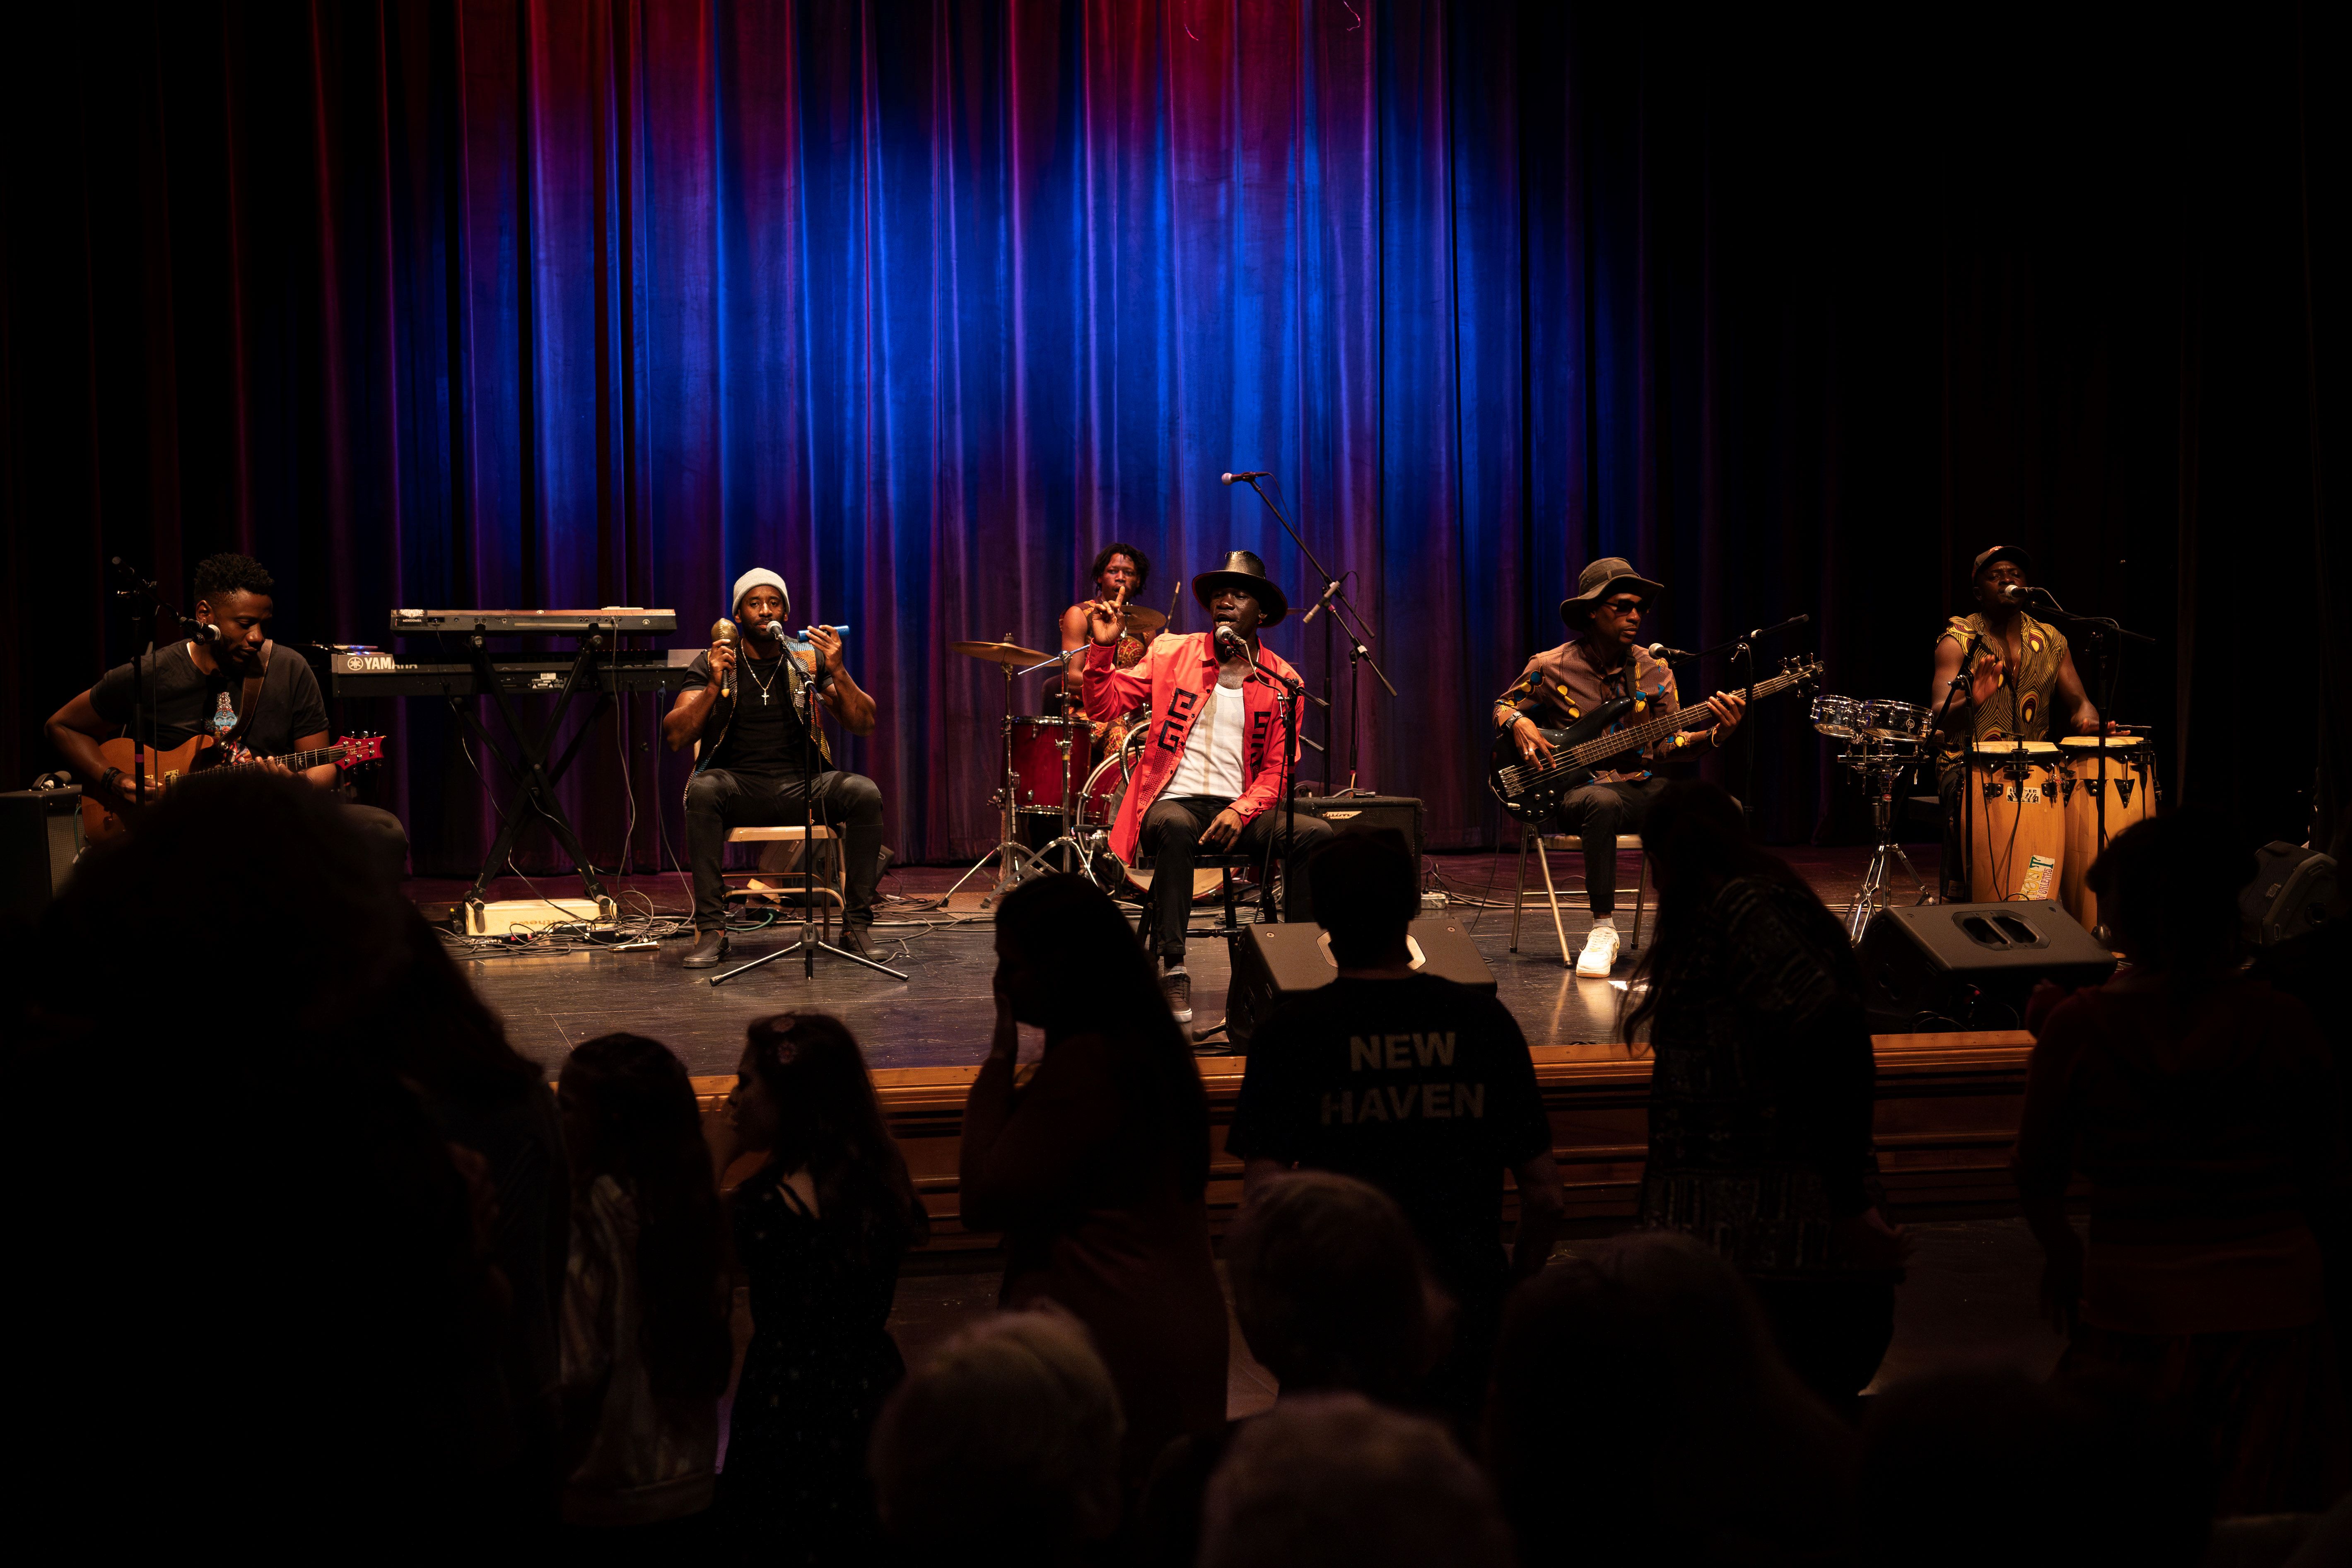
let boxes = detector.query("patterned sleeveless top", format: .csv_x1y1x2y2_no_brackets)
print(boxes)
1936,611,2067,774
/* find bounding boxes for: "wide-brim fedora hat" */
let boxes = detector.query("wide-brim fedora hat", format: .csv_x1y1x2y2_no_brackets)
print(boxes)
1559,557,1665,627
1193,549,1291,626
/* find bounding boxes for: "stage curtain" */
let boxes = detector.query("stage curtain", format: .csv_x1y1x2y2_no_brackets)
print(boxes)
2,2,2341,872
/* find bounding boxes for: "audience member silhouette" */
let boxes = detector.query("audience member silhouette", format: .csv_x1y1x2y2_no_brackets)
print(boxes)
963,875,1228,1492
2016,811,2352,1513
1136,1171,1444,1565
553,1032,730,1546
378,904,573,1524
1859,1367,2210,1566
1199,1392,1515,1568
1486,1231,1855,1567
869,1308,1126,1565
1230,830,1563,1430
712,1013,929,1563
1624,780,1907,1413
9,771,514,1543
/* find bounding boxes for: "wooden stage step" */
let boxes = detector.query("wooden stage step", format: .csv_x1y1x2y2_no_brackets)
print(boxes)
693,1030,2038,1261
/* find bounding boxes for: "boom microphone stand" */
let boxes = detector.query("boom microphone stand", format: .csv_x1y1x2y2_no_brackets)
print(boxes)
107,557,216,806
2020,587,2157,911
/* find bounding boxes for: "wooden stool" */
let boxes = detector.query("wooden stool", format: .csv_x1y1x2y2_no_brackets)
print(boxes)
722,825,844,938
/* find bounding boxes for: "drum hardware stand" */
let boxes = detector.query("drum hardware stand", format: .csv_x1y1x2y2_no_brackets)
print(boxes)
1844,744,1930,944
1025,646,1102,879
942,641,1059,912
714,639,907,984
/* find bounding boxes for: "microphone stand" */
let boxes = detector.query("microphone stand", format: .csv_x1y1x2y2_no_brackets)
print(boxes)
1228,640,1324,920
108,557,215,807
712,633,907,986
1233,477,1395,793
1721,614,1809,824
2021,589,2157,917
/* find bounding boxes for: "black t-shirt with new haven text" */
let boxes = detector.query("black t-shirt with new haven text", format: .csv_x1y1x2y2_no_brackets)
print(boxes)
88,643,329,757
1226,974,1552,1297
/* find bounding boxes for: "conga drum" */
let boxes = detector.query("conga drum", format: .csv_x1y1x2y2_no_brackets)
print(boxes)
2058,735,2157,934
1965,741,2067,903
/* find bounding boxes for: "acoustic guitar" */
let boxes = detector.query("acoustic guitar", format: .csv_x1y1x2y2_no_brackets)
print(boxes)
82,731,388,844
1486,657,1820,824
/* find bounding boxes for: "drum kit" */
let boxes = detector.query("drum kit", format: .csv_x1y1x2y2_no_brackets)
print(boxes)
941,609,1189,909
1810,693,1939,942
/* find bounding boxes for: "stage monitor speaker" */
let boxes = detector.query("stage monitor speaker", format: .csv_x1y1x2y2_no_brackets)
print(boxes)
1288,794,1425,867
1858,900,2116,1033
1223,914,1494,1052
0,786,84,929
2241,842,2343,949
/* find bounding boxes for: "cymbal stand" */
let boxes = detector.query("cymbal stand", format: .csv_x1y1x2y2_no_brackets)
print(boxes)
1019,648,1098,877
1844,738,1929,943
941,649,1053,911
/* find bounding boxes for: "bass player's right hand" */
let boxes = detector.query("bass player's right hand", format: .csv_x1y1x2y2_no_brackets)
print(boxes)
1512,716,1555,767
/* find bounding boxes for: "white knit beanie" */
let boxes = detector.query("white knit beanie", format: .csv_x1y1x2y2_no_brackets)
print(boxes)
731,567,790,622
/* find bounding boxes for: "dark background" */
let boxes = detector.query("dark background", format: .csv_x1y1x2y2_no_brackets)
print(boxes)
3,1,2341,874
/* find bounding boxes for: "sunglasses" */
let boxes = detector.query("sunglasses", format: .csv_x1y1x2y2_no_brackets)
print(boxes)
1596,598,1647,615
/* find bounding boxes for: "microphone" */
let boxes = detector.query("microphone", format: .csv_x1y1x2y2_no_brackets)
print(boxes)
191,622,221,644
1995,582,2045,606
711,618,739,700
1221,470,1271,485
1645,642,1696,662
1214,623,1248,657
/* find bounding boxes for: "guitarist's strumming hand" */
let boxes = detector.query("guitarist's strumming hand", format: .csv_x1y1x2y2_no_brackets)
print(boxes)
1511,716,1556,768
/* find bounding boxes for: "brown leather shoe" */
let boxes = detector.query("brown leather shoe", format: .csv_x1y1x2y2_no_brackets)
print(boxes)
681,928,730,968
836,922,878,960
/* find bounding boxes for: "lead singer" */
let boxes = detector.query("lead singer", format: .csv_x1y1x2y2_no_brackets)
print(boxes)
1082,550,1335,1023
665,568,886,966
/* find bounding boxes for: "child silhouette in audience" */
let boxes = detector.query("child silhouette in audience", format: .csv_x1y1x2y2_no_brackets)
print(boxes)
553,1032,731,1548
711,1013,929,1563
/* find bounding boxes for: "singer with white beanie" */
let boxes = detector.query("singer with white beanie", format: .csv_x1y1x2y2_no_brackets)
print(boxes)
661,566,886,966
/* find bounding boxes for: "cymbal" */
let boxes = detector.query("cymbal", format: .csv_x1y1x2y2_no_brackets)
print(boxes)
1118,606,1167,637
950,639,1057,667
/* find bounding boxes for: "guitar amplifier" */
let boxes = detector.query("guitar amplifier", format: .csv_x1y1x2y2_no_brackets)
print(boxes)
1288,794,1425,866
0,786,84,929
1223,915,1495,1052
1858,901,2116,1032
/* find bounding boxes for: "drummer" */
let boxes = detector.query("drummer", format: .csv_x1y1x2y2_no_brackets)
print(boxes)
1056,543,1161,748
1929,544,2116,893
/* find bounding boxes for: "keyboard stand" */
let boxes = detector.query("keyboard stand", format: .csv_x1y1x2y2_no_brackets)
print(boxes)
447,625,620,925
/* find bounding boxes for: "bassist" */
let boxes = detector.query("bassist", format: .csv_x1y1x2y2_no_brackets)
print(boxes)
1494,557,1744,977
44,552,408,883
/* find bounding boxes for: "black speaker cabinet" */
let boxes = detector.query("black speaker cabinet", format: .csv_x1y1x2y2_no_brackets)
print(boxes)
1223,914,1495,1051
1858,900,2117,1032
0,786,85,929
1288,794,1425,866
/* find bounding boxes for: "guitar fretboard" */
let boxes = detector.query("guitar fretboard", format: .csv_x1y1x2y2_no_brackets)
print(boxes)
1503,665,1813,795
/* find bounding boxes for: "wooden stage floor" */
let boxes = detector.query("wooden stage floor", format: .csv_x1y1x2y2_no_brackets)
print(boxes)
427,845,1901,1077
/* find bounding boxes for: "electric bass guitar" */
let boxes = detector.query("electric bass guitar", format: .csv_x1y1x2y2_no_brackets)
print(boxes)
1486,656,1821,823
82,731,388,844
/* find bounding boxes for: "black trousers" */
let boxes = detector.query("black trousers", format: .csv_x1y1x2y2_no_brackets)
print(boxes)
1140,794,1336,964
1541,776,1664,915
684,767,885,930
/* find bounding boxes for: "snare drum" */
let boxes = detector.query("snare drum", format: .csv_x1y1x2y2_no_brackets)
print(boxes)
1006,715,1092,814
1860,699,1933,744
1812,695,1867,740
1964,741,2066,902
2057,735,2157,933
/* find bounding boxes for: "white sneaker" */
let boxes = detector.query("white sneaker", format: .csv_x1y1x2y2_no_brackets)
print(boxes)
1576,923,1621,978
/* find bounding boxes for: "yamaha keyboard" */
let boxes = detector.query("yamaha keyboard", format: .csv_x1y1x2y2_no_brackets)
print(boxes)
332,649,696,698
389,607,678,634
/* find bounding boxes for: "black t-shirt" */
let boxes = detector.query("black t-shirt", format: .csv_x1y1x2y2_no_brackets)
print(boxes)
681,644,823,777
1227,974,1552,1298
88,643,330,756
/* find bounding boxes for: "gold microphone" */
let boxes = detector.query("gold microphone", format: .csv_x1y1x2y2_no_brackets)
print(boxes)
712,618,740,700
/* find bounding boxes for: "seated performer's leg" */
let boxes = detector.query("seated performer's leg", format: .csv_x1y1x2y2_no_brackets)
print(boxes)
1233,806,1339,924
341,802,410,888
1548,778,1662,976
1142,795,1218,967
1936,762,1965,902
684,768,748,934
805,771,887,926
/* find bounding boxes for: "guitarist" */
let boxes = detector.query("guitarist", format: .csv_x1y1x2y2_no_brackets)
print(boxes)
1494,557,1745,977
44,552,408,881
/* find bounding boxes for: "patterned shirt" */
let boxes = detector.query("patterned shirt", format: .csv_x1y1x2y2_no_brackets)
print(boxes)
1935,611,2068,777
1493,636,1682,784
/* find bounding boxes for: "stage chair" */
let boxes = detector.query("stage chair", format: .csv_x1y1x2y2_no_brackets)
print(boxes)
722,825,844,938
1509,825,1650,965
1136,851,1255,951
